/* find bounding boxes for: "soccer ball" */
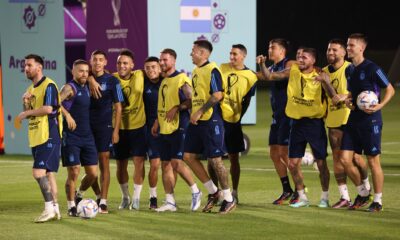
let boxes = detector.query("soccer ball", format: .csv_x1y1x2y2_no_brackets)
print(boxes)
301,151,314,166
356,90,378,110
77,198,98,219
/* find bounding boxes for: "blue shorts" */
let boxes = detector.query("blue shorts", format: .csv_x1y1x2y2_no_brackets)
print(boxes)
145,125,161,160
32,141,61,172
91,124,113,152
184,119,226,158
269,115,290,146
288,118,327,160
224,121,244,154
61,133,98,167
114,127,147,160
341,121,382,156
159,127,186,161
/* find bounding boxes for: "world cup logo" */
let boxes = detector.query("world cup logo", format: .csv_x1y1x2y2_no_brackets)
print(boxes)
192,74,198,97
111,0,121,26
300,76,306,97
161,84,168,108
227,73,238,95
122,86,131,108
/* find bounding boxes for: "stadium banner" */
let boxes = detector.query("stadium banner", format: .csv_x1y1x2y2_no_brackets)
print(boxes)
0,0,65,154
86,0,148,72
148,0,257,124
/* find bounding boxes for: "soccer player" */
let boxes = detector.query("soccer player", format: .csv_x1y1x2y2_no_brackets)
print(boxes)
111,49,148,211
151,48,202,212
143,56,163,209
183,40,236,214
319,39,371,208
209,44,257,203
16,54,62,222
340,33,395,211
85,50,123,213
256,39,297,205
59,59,98,216
258,48,333,208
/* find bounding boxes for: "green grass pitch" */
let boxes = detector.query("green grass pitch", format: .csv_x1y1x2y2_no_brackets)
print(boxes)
1,88,399,240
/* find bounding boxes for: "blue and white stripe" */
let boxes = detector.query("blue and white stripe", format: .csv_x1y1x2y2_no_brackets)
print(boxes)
115,83,124,102
376,69,389,86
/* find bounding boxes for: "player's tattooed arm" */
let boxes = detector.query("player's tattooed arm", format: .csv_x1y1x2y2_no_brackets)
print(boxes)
190,91,222,125
200,92,222,113
179,83,192,110
59,84,77,130
182,83,192,100
59,84,74,102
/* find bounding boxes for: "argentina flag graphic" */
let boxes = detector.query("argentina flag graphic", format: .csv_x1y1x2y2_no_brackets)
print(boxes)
180,0,212,33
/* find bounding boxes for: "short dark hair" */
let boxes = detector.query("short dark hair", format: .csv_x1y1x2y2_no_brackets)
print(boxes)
348,33,368,46
160,48,177,59
119,49,135,61
302,47,317,60
194,40,213,53
270,38,290,52
145,56,159,63
25,54,44,67
232,44,247,55
328,38,346,50
91,49,107,59
73,59,89,67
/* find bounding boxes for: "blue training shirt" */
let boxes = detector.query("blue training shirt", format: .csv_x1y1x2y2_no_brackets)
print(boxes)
89,73,124,126
345,59,390,123
269,58,289,120
62,80,92,137
143,76,161,128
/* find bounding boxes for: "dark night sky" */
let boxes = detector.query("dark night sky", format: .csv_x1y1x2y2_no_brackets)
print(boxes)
256,0,399,55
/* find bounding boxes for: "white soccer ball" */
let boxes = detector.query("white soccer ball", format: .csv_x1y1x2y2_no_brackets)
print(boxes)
301,151,314,166
356,90,378,110
77,198,98,219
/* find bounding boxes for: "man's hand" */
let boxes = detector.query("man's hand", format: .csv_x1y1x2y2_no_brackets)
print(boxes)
112,129,119,144
364,103,382,114
256,55,267,65
65,114,77,131
344,97,355,110
332,94,348,105
88,76,102,99
151,120,159,136
190,109,203,125
165,106,179,122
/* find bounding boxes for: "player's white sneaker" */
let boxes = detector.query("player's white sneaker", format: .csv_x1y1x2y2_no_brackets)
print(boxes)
155,202,177,212
191,191,202,211
34,209,57,223
318,199,330,208
54,204,61,220
119,197,130,210
129,198,140,210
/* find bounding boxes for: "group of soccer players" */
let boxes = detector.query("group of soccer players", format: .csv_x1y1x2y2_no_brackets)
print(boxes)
257,33,395,212
17,32,394,223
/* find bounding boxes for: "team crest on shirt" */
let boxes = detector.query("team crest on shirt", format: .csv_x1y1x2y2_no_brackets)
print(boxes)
360,71,365,80
101,83,107,91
